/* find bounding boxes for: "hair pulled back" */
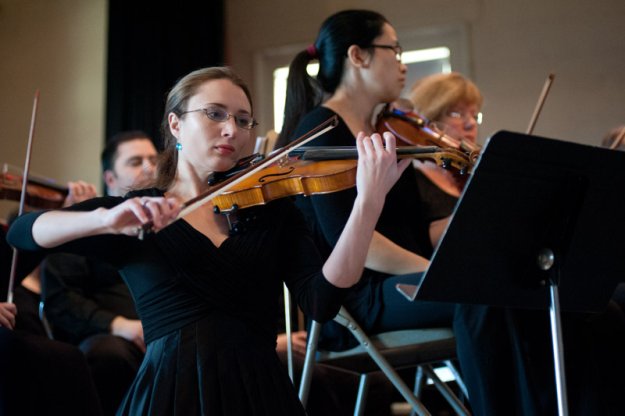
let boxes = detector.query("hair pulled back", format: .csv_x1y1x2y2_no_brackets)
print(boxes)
277,10,388,147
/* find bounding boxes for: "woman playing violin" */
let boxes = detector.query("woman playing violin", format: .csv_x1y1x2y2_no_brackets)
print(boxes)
278,9,462,359
408,72,483,245
8,66,407,415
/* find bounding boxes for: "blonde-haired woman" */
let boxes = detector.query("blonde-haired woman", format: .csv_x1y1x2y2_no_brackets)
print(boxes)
408,72,483,246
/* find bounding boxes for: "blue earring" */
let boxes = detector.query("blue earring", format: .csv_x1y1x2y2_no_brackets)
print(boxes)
175,142,182,151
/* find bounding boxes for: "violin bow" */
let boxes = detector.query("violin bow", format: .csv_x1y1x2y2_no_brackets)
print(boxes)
7,90,40,303
609,127,625,150
527,73,555,135
138,115,338,238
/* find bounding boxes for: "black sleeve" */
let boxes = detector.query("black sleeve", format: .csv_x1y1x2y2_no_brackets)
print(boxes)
0,226,42,298
293,108,359,248
310,189,358,247
6,196,141,268
280,200,348,323
40,253,116,343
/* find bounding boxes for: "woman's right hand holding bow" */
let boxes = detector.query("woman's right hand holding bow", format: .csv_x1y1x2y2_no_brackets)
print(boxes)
101,197,182,237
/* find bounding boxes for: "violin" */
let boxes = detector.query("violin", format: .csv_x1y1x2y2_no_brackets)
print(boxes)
141,115,470,234
211,145,472,213
1,167,68,209
212,158,357,213
375,102,481,163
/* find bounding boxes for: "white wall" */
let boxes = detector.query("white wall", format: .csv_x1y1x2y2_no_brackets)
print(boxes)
0,0,106,217
473,1,625,144
226,0,625,145
1,0,623,219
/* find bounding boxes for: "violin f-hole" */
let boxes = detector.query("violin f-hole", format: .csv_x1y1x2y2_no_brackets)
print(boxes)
258,167,295,183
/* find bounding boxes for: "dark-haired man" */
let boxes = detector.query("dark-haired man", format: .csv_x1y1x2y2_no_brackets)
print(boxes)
101,130,158,197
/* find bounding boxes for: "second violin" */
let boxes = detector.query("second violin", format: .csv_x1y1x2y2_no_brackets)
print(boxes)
1,165,68,210
375,102,481,163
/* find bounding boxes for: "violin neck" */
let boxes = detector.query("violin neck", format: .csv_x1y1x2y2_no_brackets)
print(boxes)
291,146,444,161
27,175,69,194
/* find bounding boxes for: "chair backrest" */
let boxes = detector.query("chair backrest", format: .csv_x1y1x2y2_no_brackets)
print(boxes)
254,130,279,156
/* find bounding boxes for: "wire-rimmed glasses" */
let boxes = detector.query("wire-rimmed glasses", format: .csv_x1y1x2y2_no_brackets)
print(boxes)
180,106,258,130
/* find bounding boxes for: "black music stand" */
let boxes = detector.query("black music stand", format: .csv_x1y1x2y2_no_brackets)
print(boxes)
399,131,625,416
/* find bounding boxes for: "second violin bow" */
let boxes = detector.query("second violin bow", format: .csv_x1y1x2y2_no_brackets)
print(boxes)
527,73,555,135
7,90,40,303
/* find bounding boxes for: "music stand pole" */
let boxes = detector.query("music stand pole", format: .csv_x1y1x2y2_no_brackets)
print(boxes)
538,248,569,416
549,282,569,416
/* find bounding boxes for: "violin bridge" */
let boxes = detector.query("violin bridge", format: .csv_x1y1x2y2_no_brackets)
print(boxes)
277,154,290,167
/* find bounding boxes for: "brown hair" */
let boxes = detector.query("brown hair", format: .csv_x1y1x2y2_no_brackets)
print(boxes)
409,72,483,122
156,67,254,190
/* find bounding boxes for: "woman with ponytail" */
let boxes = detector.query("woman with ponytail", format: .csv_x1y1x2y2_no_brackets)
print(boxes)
278,9,457,354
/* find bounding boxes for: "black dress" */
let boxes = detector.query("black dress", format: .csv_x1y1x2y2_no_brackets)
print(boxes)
8,191,347,415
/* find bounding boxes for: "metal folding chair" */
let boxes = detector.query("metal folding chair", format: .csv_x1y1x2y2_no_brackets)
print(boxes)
298,306,470,416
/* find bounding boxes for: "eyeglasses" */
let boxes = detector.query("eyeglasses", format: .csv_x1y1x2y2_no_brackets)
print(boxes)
368,44,403,62
180,106,258,130
446,110,483,125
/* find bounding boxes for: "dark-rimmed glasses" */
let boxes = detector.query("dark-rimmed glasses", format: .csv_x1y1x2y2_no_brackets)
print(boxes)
368,44,403,62
180,106,258,130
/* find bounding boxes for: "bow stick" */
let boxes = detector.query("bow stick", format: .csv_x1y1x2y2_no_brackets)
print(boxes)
527,73,555,135
7,90,40,303
609,127,625,150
